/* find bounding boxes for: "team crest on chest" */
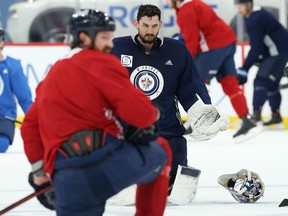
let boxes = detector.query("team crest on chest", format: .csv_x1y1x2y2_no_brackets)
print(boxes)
130,65,164,100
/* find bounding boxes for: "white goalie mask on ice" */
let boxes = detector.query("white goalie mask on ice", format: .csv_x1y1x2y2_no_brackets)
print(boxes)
218,169,265,203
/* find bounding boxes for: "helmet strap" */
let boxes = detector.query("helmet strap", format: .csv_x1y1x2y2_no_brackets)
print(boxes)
89,31,99,50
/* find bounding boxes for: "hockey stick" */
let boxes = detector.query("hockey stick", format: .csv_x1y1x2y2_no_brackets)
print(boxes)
0,184,53,215
213,94,226,106
279,198,288,207
280,81,288,90
0,113,23,124
280,83,288,89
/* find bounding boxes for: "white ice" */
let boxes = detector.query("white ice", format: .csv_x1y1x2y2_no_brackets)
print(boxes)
0,128,287,216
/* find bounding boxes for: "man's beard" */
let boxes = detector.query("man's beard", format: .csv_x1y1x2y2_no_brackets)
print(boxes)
92,44,112,53
102,47,112,53
138,32,158,44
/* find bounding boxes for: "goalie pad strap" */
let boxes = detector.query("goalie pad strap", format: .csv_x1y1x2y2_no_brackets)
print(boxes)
181,166,201,177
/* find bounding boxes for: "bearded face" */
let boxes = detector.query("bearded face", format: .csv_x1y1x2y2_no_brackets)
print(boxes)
138,32,158,44
94,31,114,53
135,16,162,45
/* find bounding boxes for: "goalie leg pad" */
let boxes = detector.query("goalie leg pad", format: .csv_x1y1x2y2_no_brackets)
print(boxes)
168,165,201,205
107,184,136,206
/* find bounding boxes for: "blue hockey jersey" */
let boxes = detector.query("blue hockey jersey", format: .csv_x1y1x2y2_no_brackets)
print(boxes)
0,55,32,119
111,36,211,137
243,6,288,71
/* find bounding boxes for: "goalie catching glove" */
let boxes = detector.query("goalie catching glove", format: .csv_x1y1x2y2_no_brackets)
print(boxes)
187,100,229,141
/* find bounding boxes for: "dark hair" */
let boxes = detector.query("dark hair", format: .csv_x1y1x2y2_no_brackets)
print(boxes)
137,4,161,21
234,0,253,4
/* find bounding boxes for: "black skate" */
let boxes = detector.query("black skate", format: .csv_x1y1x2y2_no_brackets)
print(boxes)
279,198,288,207
263,112,282,126
233,115,262,143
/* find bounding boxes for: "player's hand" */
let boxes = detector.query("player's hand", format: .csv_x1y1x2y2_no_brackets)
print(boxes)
187,100,229,141
236,68,248,84
28,161,55,210
125,107,160,145
125,124,159,145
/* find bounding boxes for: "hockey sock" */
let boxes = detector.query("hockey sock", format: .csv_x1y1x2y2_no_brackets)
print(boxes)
135,137,172,216
253,78,268,111
220,76,248,118
267,90,281,113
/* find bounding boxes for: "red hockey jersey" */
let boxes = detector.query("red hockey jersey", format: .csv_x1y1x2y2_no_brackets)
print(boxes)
176,0,237,57
21,49,158,176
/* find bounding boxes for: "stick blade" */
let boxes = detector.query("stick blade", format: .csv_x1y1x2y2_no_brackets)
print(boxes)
279,198,288,207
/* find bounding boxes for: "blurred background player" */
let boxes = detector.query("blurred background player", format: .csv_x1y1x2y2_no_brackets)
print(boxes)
165,0,259,141
21,9,172,216
0,28,32,153
235,0,288,126
111,4,229,204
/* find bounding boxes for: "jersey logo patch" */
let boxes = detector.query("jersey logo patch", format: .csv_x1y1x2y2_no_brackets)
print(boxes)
121,55,133,67
165,60,173,66
2,69,8,74
130,65,164,100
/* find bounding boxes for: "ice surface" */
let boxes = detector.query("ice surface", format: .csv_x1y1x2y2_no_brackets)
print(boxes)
0,128,287,216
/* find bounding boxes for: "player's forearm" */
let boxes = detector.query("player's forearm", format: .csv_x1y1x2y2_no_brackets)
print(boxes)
118,93,158,129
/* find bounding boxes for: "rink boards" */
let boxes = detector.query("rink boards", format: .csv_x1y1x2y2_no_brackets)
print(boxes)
3,43,288,129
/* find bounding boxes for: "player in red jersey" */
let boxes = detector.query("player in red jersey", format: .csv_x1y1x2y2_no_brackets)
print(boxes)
166,0,261,142
21,9,172,216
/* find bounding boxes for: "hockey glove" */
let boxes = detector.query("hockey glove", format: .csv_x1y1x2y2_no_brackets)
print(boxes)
236,68,248,84
124,107,160,145
125,124,159,145
28,161,55,210
187,100,229,141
